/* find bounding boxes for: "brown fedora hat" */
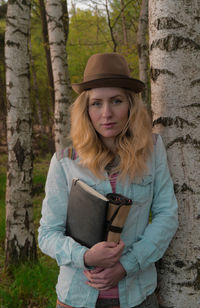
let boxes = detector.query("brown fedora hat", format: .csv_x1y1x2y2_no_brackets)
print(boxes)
72,53,144,94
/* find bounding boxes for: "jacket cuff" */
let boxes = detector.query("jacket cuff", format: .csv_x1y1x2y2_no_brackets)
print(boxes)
71,243,89,269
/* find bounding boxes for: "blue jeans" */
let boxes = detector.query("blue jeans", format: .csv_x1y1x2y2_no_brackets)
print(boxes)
56,292,159,308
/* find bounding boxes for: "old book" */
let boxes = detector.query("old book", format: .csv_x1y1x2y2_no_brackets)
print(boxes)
65,179,109,248
106,193,132,243
65,179,132,248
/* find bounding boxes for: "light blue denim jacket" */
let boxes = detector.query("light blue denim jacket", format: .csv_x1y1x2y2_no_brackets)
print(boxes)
38,135,178,308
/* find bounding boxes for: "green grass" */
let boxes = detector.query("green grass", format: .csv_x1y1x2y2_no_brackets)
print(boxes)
0,153,59,308
0,258,58,308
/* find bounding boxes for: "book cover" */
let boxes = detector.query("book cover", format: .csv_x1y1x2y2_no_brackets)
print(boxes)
65,179,132,247
65,179,108,248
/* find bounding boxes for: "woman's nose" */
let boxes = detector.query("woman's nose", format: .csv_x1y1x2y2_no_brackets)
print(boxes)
102,103,112,117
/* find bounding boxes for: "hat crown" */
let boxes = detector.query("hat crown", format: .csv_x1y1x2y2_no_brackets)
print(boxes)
71,52,144,94
84,53,130,82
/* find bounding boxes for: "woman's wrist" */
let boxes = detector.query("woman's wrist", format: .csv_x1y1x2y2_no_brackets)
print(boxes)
84,249,92,267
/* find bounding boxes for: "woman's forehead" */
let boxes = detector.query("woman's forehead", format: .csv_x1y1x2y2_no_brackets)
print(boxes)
89,87,126,99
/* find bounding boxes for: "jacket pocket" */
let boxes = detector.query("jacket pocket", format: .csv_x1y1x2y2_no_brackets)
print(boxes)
132,175,153,204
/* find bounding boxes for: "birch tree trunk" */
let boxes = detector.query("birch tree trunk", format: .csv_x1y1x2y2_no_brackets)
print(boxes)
149,1,200,307
45,0,73,152
137,0,149,106
5,0,37,264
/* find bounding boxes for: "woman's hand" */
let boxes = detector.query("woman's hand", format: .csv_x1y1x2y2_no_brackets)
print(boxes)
84,262,126,291
84,240,124,268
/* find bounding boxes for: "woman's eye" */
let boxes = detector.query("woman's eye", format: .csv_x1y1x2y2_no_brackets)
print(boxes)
113,99,122,104
90,101,102,107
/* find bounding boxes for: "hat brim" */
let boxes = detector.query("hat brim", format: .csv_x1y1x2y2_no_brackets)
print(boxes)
72,77,145,94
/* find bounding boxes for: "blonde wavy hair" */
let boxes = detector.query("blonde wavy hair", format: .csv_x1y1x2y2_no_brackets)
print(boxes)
70,89,153,181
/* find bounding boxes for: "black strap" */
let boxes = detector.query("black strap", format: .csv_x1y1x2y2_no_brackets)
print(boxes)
108,225,123,233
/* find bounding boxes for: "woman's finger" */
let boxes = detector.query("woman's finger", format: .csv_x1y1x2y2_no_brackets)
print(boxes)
86,281,112,290
84,272,103,282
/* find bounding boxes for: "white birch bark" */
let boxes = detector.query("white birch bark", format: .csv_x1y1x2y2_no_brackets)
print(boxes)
149,0,200,307
137,0,149,106
45,0,73,152
5,0,37,264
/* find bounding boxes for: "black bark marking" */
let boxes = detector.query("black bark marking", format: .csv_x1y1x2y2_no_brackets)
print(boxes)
16,119,21,134
19,70,30,79
189,261,200,291
50,2,58,7
175,261,200,290
150,35,200,52
8,81,14,88
153,116,195,128
57,72,69,85
22,0,31,9
13,210,17,220
10,126,15,135
191,79,200,86
6,19,17,30
6,40,20,49
13,139,25,170
184,0,192,14
6,234,37,265
24,209,29,230
13,28,29,37
137,43,148,58
6,234,19,265
16,119,32,134
8,172,13,187
154,17,185,30
194,271,200,290
55,111,65,124
16,0,26,11
183,103,200,108
174,260,186,268
174,183,194,194
167,134,200,149
151,68,175,82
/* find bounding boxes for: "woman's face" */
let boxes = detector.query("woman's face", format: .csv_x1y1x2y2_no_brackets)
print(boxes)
88,87,129,149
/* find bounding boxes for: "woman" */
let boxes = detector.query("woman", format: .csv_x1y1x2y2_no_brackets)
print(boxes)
38,53,178,308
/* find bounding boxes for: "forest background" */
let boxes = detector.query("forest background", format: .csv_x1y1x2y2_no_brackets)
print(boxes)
0,0,147,307
0,0,144,154
1,0,200,307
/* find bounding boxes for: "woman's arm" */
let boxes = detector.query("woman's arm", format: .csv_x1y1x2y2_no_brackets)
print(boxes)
38,154,88,268
119,135,178,277
38,154,125,269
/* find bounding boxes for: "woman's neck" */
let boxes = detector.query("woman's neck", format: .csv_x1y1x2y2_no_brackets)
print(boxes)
100,136,116,151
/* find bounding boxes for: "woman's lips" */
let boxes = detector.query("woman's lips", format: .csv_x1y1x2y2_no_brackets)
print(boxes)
101,122,116,128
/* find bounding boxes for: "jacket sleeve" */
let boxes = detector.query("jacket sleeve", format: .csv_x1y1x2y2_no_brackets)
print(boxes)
120,135,178,277
38,153,88,268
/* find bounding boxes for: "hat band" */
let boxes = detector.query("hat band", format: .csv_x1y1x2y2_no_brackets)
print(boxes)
84,73,130,82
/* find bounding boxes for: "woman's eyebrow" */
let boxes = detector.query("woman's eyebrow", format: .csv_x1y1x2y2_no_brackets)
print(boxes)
110,95,124,99
89,97,102,101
